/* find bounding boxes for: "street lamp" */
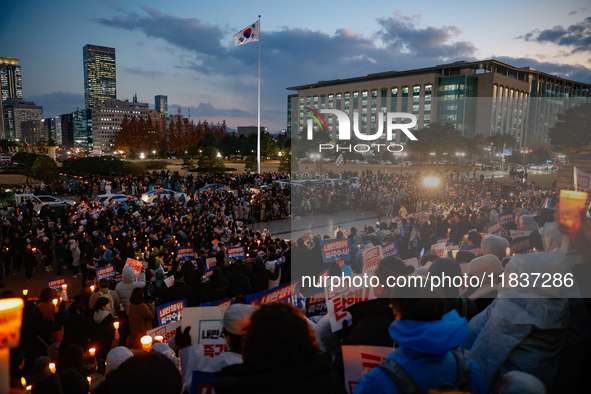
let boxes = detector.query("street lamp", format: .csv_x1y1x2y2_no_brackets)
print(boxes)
139,152,145,160
456,152,465,168
216,152,221,158
278,151,283,158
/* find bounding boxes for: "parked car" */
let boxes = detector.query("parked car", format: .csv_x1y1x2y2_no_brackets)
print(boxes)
141,189,191,203
198,183,231,193
37,195,76,205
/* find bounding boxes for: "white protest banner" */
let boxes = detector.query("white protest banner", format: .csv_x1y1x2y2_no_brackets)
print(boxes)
430,242,446,258
181,306,231,368
510,230,532,240
342,345,392,394
205,257,216,269
576,168,591,208
124,258,143,280
146,321,181,345
362,245,382,275
164,276,175,288
325,274,375,332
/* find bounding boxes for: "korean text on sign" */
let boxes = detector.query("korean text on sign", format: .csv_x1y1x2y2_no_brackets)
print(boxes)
156,300,186,326
320,238,351,263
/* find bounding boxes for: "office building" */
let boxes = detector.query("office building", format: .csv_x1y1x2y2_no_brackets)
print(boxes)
288,59,591,148
73,108,92,148
3,99,43,140
155,95,168,116
41,117,56,142
21,120,45,144
83,44,116,109
92,99,150,152
55,113,74,148
1,57,24,139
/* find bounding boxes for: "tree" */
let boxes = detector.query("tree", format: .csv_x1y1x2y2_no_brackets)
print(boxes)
548,102,591,157
406,123,465,163
197,146,226,173
182,157,195,170
244,153,257,172
486,133,517,150
278,149,291,172
31,155,58,182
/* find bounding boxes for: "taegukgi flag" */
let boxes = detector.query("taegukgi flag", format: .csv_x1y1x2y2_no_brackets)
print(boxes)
233,20,260,46
335,153,344,166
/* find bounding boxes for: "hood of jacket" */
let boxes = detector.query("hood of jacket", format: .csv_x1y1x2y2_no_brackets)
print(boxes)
122,266,136,283
388,310,468,355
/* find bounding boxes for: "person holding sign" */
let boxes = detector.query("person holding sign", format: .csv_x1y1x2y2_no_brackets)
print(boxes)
115,266,146,314
354,283,486,394
213,303,346,394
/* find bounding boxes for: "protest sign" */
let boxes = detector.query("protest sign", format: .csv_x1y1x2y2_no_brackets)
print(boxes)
124,258,144,280
362,245,382,275
305,286,327,318
460,244,483,257
181,307,229,367
47,278,66,291
320,238,351,263
204,257,216,269
382,241,400,258
342,345,393,394
486,221,503,236
511,236,530,254
96,265,116,281
325,274,375,332
247,280,302,307
202,268,214,281
146,320,181,345
226,246,246,260
191,371,215,394
177,247,196,262
576,168,591,207
201,297,235,307
156,300,186,326
498,213,515,227
510,230,532,240
430,242,447,258
164,276,175,288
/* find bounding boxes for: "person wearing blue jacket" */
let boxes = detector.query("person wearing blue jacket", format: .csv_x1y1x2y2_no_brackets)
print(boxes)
354,281,487,394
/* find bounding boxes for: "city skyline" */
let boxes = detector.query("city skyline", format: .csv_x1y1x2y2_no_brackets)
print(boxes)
2,0,591,132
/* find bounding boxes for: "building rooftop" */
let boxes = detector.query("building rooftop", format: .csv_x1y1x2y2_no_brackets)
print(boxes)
287,58,591,91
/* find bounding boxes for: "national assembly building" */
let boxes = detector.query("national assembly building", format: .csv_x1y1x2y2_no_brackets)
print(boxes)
287,59,591,149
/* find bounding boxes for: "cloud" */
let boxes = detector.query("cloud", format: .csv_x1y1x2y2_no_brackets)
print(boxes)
100,0,124,12
519,17,591,53
569,8,588,16
168,102,253,118
493,56,591,83
94,5,226,56
26,92,85,118
122,66,164,78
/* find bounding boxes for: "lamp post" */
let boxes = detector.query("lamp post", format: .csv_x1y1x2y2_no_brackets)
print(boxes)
399,151,407,177
456,152,465,168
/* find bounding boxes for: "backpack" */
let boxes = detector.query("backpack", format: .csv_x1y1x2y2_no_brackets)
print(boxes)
101,289,115,313
378,347,471,394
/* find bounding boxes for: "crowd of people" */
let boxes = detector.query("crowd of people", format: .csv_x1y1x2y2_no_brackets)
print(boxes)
2,166,590,394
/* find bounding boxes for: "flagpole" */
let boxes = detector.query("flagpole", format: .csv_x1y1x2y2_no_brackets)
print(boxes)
257,15,261,174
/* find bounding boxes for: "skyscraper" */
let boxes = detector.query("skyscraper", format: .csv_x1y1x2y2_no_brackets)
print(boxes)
0,57,23,139
4,99,43,140
83,44,116,109
155,95,168,116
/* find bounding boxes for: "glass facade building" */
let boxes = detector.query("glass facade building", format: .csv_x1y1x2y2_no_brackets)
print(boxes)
73,108,92,147
0,57,24,139
84,44,116,109
155,95,168,116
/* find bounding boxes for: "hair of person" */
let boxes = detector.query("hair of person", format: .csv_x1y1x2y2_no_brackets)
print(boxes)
94,297,110,311
126,333,144,350
242,303,319,373
129,288,145,305
467,232,482,245
428,258,462,298
59,344,84,370
40,288,56,304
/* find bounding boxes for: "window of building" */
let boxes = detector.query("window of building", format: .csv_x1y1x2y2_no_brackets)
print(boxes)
391,88,398,111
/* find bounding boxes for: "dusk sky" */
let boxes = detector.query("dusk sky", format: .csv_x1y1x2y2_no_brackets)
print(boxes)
2,0,591,131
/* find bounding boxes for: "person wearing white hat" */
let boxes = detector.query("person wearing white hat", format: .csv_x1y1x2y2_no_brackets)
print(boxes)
106,346,133,373
462,255,503,312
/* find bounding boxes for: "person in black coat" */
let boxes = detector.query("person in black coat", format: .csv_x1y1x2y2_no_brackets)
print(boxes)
23,243,37,281
202,267,232,303
159,271,194,306
225,260,251,297
248,256,280,294
56,299,93,357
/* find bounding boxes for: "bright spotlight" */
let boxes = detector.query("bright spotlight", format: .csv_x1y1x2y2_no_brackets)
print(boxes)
423,177,440,187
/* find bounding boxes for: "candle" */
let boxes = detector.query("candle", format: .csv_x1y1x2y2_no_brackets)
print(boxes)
21,377,26,388
90,285,95,292
23,290,28,296
87,376,92,385
154,335,163,343
559,190,588,227
26,385,31,391
89,348,96,357
113,321,119,330
140,335,152,351
452,250,458,259
49,362,56,373
52,299,58,306
506,247,510,257
0,298,24,394
62,284,67,291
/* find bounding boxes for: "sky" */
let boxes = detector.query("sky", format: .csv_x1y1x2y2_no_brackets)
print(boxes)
2,0,591,132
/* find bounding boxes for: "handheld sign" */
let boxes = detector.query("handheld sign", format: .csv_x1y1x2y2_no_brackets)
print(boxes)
201,297,235,307
156,300,186,326
460,244,483,257
498,213,515,228
320,238,351,263
176,247,195,262
124,258,144,280
164,276,175,288
191,371,215,394
226,246,246,260
430,242,447,258
96,265,116,281
382,241,400,258
204,257,216,269
325,274,375,332
510,230,532,240
146,321,181,345
486,222,503,237
247,280,302,307
343,345,393,394
181,307,229,367
306,287,327,318
511,236,530,254
362,245,383,275
47,278,66,291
